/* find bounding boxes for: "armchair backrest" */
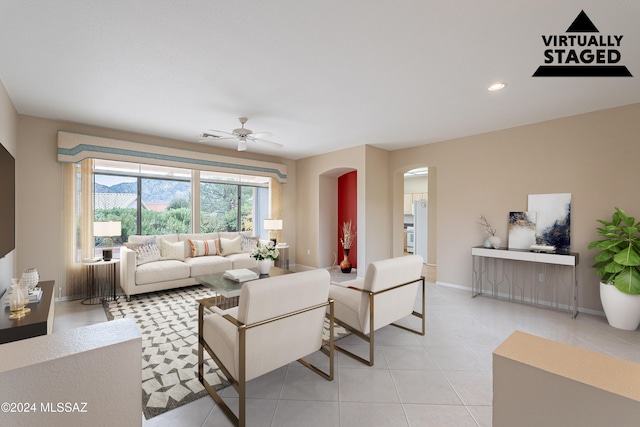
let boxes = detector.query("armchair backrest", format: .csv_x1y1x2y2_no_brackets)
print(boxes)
236,269,330,381
359,255,423,333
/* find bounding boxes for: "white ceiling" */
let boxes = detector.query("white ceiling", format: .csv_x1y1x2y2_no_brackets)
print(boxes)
1,1,638,160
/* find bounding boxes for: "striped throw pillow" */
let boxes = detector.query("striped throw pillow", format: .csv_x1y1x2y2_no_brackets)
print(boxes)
188,239,219,257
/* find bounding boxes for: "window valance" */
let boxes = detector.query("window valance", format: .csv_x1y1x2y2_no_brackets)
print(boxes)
57,131,287,183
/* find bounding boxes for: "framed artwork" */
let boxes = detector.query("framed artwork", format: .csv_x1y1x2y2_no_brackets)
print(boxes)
508,211,537,250
527,193,572,252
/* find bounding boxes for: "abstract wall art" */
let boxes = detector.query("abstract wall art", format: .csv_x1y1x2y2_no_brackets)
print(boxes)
527,193,572,252
508,211,537,250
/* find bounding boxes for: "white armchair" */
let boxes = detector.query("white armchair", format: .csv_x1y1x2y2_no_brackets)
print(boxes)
329,254,425,366
198,269,334,427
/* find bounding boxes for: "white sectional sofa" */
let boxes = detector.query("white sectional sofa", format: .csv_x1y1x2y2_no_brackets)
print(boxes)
120,231,265,299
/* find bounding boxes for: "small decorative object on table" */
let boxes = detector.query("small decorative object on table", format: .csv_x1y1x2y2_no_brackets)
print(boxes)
223,268,260,282
8,280,30,320
340,220,356,273
477,215,501,249
530,244,556,253
250,244,279,275
20,267,39,291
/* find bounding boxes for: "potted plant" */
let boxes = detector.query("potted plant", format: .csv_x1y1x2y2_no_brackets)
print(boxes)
588,207,640,330
251,244,279,275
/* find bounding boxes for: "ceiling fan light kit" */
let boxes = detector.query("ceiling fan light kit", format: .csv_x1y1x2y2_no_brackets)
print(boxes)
201,117,283,152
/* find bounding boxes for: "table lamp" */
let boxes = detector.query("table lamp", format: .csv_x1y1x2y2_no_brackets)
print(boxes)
263,219,283,246
94,221,122,261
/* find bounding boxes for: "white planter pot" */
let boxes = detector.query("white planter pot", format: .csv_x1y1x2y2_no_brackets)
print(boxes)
600,282,640,330
257,260,273,275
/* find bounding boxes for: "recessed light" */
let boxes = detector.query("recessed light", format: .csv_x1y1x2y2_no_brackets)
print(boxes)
488,82,506,91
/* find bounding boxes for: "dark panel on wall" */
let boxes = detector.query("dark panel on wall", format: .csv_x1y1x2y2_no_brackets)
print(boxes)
0,142,15,259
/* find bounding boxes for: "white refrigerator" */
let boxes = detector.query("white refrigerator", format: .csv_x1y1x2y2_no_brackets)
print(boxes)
413,200,428,262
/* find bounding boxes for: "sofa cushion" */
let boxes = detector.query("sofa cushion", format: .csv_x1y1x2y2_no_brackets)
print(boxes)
225,252,257,269
185,255,232,277
125,237,162,265
135,259,190,285
219,235,243,256
179,233,219,258
188,239,219,257
158,238,186,261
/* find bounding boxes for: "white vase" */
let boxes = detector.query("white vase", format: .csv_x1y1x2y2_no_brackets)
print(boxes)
488,236,502,249
600,282,640,330
21,268,39,291
258,260,273,275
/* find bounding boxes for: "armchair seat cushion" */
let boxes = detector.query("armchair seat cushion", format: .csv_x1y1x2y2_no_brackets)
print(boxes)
202,307,239,380
329,284,365,333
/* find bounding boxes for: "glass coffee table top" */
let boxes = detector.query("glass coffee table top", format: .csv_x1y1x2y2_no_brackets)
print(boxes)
195,266,291,298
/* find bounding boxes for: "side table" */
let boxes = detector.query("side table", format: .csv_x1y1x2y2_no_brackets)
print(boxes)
82,259,119,305
1,281,55,344
275,245,290,270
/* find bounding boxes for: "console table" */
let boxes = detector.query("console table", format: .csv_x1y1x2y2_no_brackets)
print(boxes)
1,281,55,344
471,247,579,318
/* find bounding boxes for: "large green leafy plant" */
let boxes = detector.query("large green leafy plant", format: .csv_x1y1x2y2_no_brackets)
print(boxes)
588,207,640,295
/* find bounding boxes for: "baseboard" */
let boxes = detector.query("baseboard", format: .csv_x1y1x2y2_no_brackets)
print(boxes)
436,281,472,291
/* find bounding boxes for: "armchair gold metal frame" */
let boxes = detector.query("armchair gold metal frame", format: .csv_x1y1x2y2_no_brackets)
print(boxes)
198,299,335,427
333,276,425,366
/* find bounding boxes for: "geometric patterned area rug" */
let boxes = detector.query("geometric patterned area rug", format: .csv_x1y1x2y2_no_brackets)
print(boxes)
104,284,348,420
104,285,223,420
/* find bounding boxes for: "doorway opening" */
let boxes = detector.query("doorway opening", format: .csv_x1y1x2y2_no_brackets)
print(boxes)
403,167,436,282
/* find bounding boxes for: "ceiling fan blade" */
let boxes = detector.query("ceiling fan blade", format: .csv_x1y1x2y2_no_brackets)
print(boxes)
205,129,236,138
199,132,238,143
252,132,275,139
249,136,283,149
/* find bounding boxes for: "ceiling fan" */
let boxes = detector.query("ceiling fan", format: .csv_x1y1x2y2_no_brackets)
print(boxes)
201,117,283,152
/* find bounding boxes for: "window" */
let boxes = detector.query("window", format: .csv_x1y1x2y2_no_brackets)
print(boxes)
199,171,270,235
93,160,270,257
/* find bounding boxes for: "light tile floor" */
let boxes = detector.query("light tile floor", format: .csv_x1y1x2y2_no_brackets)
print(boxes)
53,280,640,427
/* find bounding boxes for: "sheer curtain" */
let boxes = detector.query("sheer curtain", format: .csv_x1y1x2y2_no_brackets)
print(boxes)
62,159,94,298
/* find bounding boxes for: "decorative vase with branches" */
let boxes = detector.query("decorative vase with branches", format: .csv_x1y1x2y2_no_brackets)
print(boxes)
477,214,501,249
340,220,356,273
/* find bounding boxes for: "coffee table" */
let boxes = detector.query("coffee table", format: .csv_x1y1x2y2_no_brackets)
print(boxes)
196,266,291,298
195,266,291,309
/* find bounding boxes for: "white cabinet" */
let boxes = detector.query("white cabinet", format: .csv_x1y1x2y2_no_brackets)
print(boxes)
404,193,427,214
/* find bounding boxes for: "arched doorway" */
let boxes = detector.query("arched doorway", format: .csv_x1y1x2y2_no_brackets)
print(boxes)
398,166,436,282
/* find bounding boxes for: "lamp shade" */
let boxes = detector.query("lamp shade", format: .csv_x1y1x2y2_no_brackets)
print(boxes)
263,219,283,231
93,221,122,237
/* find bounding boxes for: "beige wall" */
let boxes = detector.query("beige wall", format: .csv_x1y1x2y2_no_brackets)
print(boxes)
15,115,295,297
12,100,640,310
295,145,393,272
0,80,18,296
390,102,640,312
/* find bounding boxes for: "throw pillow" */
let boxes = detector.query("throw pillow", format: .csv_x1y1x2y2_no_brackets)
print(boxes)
125,237,162,265
188,239,219,257
219,235,243,256
241,235,260,253
159,238,186,261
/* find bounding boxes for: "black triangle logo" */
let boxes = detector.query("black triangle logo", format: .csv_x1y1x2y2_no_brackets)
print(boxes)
566,10,599,32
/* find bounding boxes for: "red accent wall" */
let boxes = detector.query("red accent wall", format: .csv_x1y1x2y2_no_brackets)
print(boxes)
337,171,357,268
